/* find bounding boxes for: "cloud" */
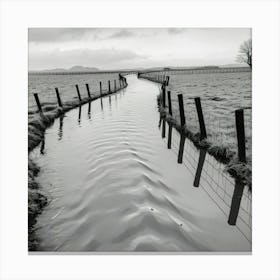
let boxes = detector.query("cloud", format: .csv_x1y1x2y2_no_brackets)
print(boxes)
167,28,187,35
108,29,135,39
29,48,148,70
29,28,100,43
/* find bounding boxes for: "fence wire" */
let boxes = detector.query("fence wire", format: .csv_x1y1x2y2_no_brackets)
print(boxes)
161,127,252,242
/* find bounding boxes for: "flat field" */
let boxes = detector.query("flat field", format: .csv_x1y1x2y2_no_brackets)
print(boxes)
146,71,252,162
28,73,120,114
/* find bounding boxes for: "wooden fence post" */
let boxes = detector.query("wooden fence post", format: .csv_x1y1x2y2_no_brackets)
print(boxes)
162,85,166,108
99,81,102,96
227,109,247,226
235,109,246,163
55,88,63,107
33,93,42,112
108,81,111,93
119,79,122,88
86,83,91,98
75,84,82,102
195,97,207,140
166,76,170,86
177,94,186,127
167,91,172,116
114,80,117,91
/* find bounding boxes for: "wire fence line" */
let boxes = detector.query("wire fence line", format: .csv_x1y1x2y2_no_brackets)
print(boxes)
139,71,252,165
161,123,252,242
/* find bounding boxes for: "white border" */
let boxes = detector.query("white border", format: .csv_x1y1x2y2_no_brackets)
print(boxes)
1,0,280,279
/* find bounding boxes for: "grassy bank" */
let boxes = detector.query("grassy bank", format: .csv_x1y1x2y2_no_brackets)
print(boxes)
139,73,251,189
28,76,127,250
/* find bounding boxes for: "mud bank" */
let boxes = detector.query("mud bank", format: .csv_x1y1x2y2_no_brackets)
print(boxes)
28,77,128,250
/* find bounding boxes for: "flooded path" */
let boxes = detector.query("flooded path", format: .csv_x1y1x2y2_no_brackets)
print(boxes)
30,75,251,252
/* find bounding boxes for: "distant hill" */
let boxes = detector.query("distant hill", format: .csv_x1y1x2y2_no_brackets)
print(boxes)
68,66,99,72
29,66,100,73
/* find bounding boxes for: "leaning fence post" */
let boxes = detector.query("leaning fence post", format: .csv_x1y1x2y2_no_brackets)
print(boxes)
166,76,170,86
108,81,111,93
55,88,63,107
162,85,166,108
33,93,42,112
195,97,207,140
177,94,186,127
75,84,82,102
235,109,246,163
86,83,91,99
228,109,247,226
167,91,172,116
99,81,102,96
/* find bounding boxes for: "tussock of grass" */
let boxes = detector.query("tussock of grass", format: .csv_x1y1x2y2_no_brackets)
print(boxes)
28,78,128,250
157,94,252,190
28,158,48,250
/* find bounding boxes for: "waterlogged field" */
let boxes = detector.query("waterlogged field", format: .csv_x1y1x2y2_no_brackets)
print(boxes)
150,71,252,162
28,73,120,114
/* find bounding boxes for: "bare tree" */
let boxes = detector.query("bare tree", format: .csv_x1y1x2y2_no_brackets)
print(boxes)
236,38,252,68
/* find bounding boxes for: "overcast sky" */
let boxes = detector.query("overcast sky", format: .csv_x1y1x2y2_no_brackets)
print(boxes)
29,28,251,71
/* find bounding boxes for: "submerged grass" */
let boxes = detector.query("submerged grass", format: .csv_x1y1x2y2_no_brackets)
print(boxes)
28,78,128,250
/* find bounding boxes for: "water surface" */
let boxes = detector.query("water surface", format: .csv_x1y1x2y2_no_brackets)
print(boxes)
30,75,251,252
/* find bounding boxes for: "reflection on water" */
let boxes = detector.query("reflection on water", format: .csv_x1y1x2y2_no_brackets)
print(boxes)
78,106,81,125
161,119,166,138
58,115,64,140
40,136,45,155
88,101,91,120
109,95,112,109
177,133,186,164
31,76,251,252
193,149,207,188
228,179,245,225
100,96,103,111
160,117,251,240
158,116,162,129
